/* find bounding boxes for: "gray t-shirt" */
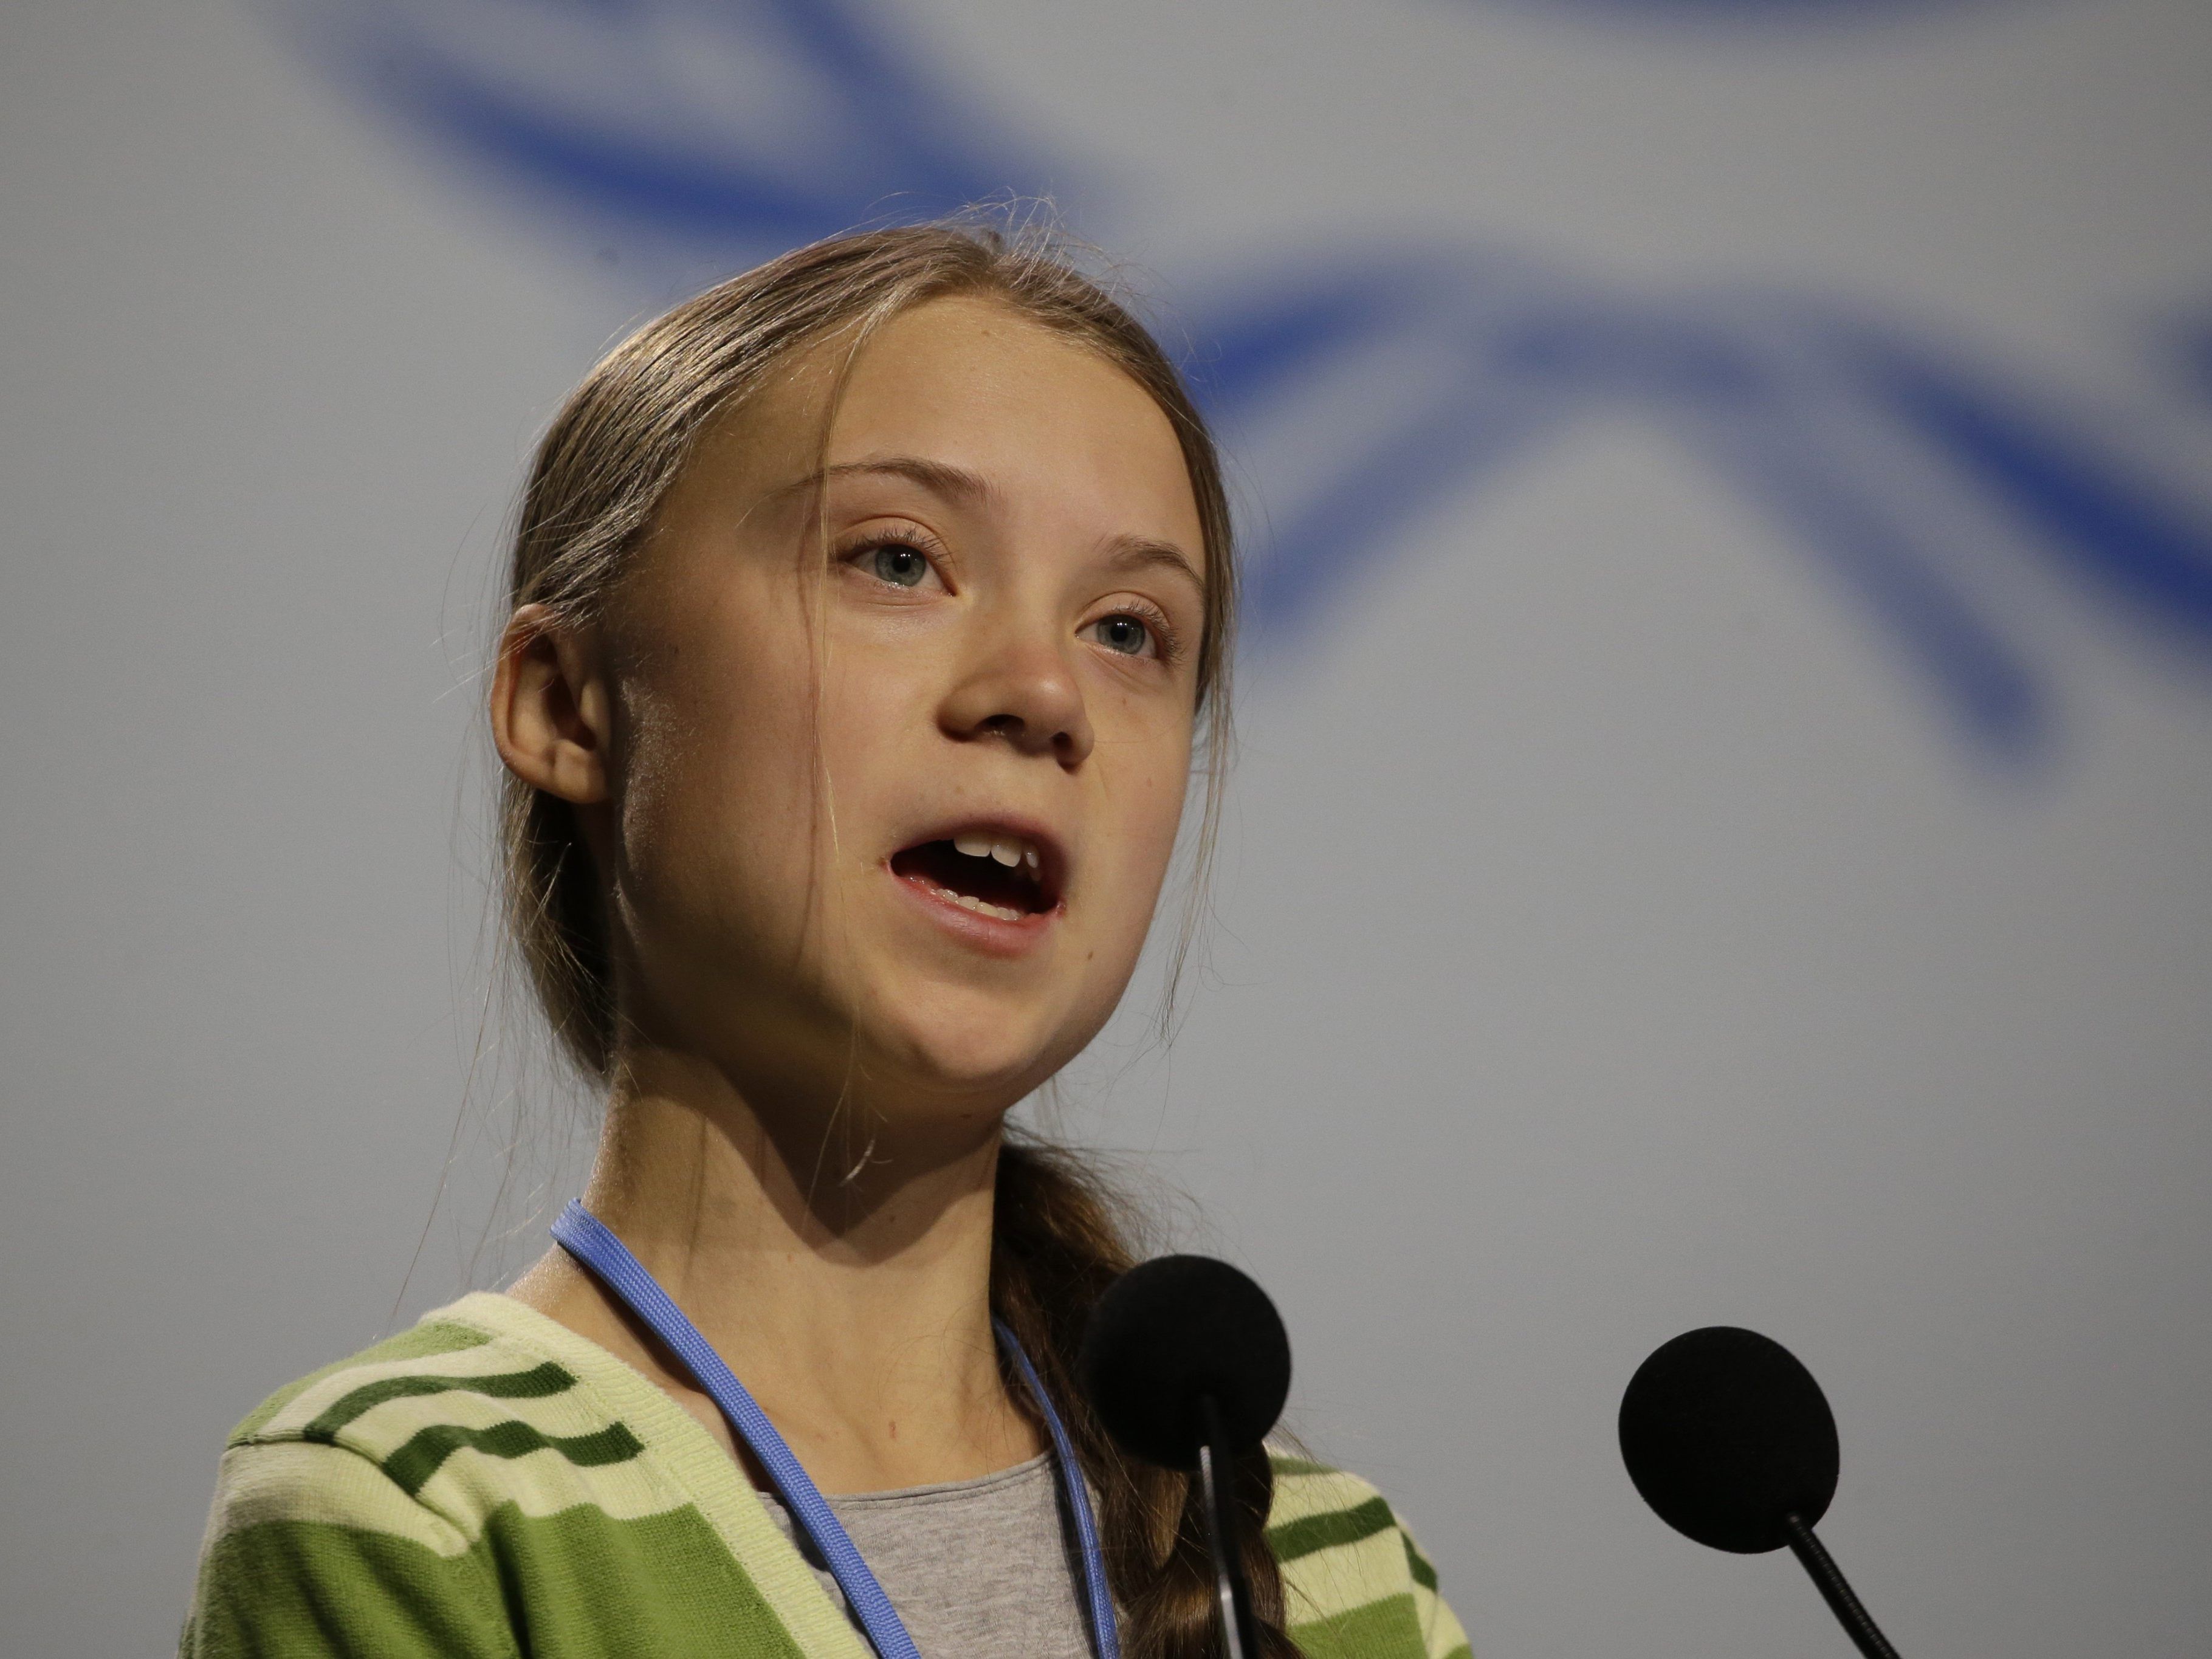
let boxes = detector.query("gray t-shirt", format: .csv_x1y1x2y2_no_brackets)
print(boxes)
755,1453,1096,1659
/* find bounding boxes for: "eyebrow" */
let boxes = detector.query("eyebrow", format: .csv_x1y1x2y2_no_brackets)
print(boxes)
780,455,998,506
1101,533,1206,594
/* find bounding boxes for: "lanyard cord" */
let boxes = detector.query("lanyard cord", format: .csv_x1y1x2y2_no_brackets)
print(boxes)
997,1319,1121,1659
551,1200,1121,1659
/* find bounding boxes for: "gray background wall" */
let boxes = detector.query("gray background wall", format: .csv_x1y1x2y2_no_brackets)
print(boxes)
4,1,2209,1654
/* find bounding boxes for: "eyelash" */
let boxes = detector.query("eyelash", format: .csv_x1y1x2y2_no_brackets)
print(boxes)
839,526,946,586
1091,599,1184,665
836,527,1189,664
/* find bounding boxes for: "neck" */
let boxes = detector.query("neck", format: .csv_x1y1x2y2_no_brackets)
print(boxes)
509,1045,1042,1493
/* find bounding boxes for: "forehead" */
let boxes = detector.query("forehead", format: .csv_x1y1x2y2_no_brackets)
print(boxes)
695,294,1201,540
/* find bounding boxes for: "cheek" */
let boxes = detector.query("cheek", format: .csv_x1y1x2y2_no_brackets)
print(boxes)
615,604,822,928
1094,726,1197,944
815,633,938,789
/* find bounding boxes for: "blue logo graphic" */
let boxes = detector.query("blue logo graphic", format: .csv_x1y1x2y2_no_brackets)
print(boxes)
272,0,2212,766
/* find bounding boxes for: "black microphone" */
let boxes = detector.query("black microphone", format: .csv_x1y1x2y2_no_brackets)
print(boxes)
1080,1255,1293,1659
1619,1326,1901,1659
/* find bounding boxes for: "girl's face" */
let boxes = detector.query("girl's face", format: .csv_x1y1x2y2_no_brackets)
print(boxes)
587,295,1207,1129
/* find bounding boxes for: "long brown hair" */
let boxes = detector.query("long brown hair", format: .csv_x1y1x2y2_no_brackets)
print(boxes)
498,221,1292,1657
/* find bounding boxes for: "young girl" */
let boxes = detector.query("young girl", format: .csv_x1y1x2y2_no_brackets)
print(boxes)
183,224,1469,1659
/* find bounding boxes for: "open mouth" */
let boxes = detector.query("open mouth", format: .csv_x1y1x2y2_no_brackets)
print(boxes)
890,829,1059,923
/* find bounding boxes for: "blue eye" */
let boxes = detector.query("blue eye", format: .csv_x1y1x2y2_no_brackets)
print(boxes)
1091,614,1152,656
870,543,930,587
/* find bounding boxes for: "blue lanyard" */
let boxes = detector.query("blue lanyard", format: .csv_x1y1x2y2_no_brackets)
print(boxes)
551,1200,1121,1659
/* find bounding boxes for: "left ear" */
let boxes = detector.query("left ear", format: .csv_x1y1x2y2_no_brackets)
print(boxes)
489,603,612,805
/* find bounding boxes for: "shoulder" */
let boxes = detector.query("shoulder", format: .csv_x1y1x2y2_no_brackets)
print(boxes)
193,1298,672,1629
189,1295,771,1657
188,1300,553,1657
216,1293,662,1540
1266,1452,1472,1659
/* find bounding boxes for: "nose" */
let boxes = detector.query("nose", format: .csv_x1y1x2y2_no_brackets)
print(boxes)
938,627,1094,768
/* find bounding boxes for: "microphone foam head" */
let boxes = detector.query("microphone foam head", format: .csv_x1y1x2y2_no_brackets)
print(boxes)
1618,1325,1839,1554
1079,1254,1292,1471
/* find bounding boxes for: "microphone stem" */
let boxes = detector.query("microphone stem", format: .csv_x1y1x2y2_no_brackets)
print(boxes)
1782,1515,1901,1659
1196,1395,1258,1659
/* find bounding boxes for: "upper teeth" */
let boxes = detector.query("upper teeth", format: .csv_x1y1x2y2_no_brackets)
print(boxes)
953,831,1040,873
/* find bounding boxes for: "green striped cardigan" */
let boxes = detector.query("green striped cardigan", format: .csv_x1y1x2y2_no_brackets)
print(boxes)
183,1293,1471,1658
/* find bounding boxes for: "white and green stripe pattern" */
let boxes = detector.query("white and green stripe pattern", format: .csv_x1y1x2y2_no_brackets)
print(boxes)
184,1293,1468,1658
1268,1457,1469,1659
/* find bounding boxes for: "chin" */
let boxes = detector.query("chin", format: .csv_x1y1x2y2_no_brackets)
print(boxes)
860,988,1091,1111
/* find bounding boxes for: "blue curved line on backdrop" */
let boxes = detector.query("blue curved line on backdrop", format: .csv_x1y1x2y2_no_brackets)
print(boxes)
274,0,1074,247
1844,334,2212,646
1688,384,2048,751
397,63,859,242
1183,261,2055,753
1184,264,1579,643
275,0,2212,766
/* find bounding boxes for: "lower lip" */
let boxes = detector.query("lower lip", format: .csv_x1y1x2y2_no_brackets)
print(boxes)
890,867,1060,957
